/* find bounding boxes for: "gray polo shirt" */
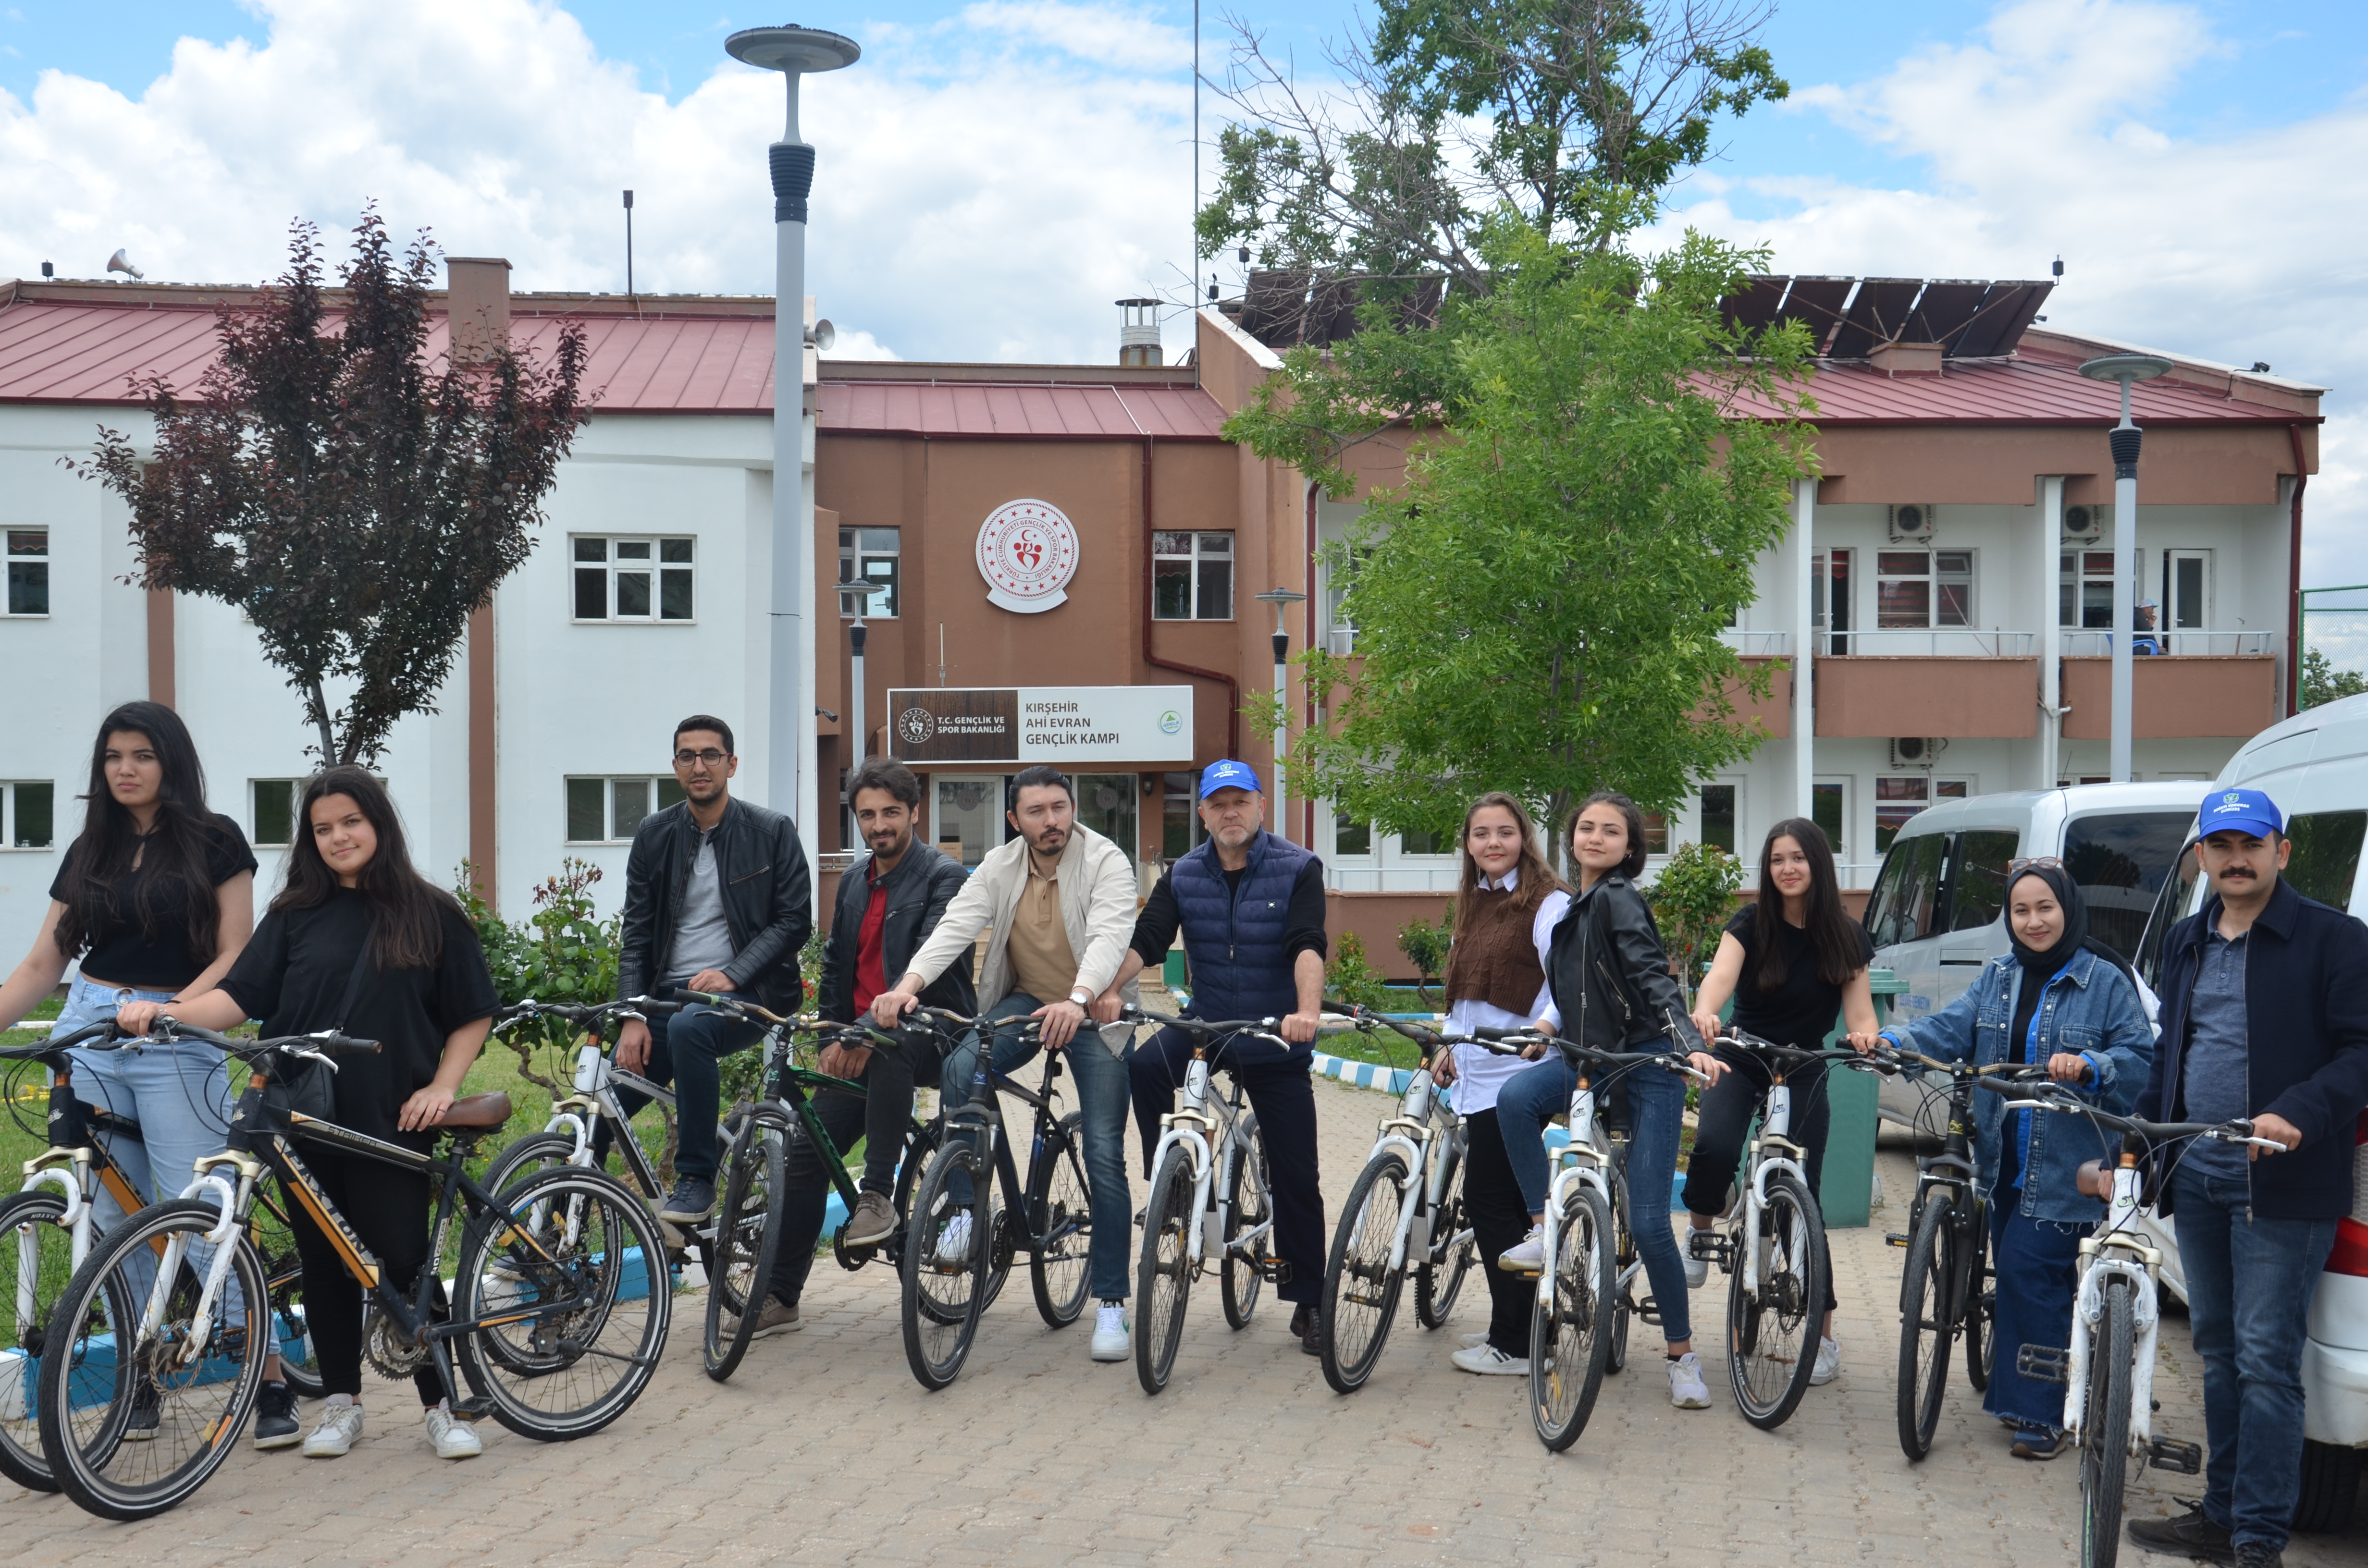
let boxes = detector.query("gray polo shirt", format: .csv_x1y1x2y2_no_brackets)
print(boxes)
2181,929,2249,1179
665,829,737,982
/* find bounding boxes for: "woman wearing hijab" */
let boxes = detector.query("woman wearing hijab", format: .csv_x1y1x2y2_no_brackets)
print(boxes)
1859,860,2155,1458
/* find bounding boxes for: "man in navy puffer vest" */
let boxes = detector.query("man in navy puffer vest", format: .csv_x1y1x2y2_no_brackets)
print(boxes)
1096,760,1331,1355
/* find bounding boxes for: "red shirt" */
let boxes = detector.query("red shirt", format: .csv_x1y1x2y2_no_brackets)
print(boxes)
850,865,891,1016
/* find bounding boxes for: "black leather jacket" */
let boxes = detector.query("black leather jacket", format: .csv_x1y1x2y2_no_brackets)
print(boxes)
616,797,813,1015
815,843,977,1023
1543,874,1705,1056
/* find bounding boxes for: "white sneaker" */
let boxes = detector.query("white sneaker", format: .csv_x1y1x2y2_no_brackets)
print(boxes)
1459,1331,1490,1349
1497,1225,1543,1273
933,1211,974,1268
1811,1335,1840,1386
1451,1343,1530,1376
424,1402,482,1460
1091,1301,1130,1361
1682,1229,1711,1288
300,1399,365,1458
1668,1352,1712,1409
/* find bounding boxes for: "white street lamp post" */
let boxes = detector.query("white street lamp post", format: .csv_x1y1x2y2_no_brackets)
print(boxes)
1255,588,1306,845
2077,353,2173,783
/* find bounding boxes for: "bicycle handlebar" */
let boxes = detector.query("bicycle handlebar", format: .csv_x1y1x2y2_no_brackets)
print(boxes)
0,1019,124,1061
125,1019,382,1064
1978,1078,2278,1151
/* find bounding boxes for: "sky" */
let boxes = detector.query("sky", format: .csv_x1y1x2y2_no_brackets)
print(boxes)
2,0,2365,611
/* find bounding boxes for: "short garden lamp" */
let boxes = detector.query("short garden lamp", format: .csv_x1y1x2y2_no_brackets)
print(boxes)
1255,588,1307,845
834,578,885,768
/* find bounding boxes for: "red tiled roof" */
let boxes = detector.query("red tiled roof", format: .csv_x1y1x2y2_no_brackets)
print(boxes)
1724,344,2317,426
817,379,1225,440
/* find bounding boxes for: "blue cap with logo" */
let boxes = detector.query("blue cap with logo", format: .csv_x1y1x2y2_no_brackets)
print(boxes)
2198,787,2282,840
1197,759,1262,798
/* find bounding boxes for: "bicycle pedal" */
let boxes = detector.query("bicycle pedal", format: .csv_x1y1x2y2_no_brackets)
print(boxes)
2146,1437,2203,1475
450,1396,495,1421
1256,1258,1293,1285
2015,1344,2069,1385
1634,1296,1662,1327
1884,1232,1911,1248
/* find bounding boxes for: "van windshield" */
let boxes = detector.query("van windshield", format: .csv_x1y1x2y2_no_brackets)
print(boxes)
2065,811,2197,961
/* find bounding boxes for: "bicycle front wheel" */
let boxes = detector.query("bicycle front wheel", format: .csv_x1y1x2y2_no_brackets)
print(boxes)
1135,1146,1196,1395
2080,1276,2134,1568
456,1167,671,1441
1319,1151,1408,1395
0,1189,76,1491
37,1200,267,1522
900,1140,989,1391
1413,1137,1471,1331
1530,1181,1614,1452
1027,1111,1093,1329
1963,1199,1996,1393
704,1114,786,1383
1220,1117,1270,1330
1896,1189,1957,1461
1727,1168,1829,1431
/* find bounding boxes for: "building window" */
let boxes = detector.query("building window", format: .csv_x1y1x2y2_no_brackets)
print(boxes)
2162,550,2209,631
1333,816,1372,858
1813,549,1852,654
2060,551,2116,629
839,527,900,616
1323,548,1366,653
1877,550,1973,629
1700,784,1738,854
1398,826,1448,857
5,529,49,617
251,780,304,847
565,775,687,843
1153,531,1233,620
1875,775,1970,852
1,781,54,848
1813,780,1848,860
573,536,695,622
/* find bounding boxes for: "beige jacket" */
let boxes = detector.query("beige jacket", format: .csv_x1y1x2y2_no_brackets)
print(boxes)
903,821,1142,1054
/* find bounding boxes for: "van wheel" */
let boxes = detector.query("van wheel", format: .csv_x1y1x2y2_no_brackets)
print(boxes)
2293,1438,2363,1533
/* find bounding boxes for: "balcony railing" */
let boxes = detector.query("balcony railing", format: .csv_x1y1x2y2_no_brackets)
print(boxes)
1718,630,1790,656
1325,866,1459,893
2059,630,2273,656
1823,629,2036,657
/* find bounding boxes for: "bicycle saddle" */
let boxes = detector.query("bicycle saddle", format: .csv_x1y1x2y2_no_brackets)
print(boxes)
439,1092,515,1129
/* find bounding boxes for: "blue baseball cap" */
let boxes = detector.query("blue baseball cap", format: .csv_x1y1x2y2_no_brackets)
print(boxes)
2198,787,2282,841
1197,760,1262,798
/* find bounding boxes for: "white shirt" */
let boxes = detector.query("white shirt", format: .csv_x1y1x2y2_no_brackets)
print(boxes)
1443,870,1570,1115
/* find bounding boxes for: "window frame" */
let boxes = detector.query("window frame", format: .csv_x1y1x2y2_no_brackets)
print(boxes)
1151,530,1236,622
2060,549,2118,630
1877,548,1975,630
250,779,305,848
4,528,51,618
0,780,56,850
2162,549,2210,632
839,527,901,618
1874,774,1972,854
563,774,688,844
570,534,698,625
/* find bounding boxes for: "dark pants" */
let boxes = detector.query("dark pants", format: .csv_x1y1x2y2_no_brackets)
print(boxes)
767,1067,876,1309
1985,1193,2089,1431
616,1004,765,1182
284,1147,444,1404
1683,1046,1838,1316
1461,1108,1532,1357
1129,1027,1325,1306
2171,1164,2340,1554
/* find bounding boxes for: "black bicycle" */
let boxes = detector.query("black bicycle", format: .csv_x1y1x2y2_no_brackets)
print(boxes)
897,1006,1097,1390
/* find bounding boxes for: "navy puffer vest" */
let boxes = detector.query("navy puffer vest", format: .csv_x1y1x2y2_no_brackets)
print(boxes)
1171,829,1312,1037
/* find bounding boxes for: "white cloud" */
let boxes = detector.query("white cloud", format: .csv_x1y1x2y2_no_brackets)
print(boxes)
819,327,900,361
956,1,1190,73
1653,0,2367,590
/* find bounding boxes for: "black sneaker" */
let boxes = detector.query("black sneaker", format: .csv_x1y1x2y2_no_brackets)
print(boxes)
2232,1545,2282,1568
2125,1502,2234,1564
1289,1303,1320,1357
659,1177,716,1223
122,1380,161,1442
253,1380,300,1450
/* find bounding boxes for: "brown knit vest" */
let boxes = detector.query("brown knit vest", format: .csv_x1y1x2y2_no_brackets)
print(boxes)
1442,886,1546,1015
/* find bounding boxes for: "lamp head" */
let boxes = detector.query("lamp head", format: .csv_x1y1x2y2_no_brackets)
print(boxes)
2076,353,2173,385
725,25,860,74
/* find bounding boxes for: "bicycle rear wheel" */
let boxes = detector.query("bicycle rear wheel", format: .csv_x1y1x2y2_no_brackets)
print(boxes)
1135,1146,1196,1395
1413,1138,1471,1331
1963,1198,1996,1393
1896,1189,1957,1461
1027,1112,1093,1329
455,1167,670,1440
703,1113,786,1383
1319,1152,1408,1395
247,1184,324,1401
0,1190,76,1492
900,1140,989,1391
1220,1117,1269,1330
2080,1276,2134,1568
1727,1168,1828,1431
37,1201,267,1522
1530,1180,1614,1453
1605,1169,1634,1375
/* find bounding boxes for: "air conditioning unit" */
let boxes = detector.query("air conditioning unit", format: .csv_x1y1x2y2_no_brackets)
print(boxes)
1887,503,1937,542
2063,503,2109,544
1890,736,1946,768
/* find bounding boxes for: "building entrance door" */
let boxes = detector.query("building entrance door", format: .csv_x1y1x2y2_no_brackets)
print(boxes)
934,774,1005,869
1076,773,1140,871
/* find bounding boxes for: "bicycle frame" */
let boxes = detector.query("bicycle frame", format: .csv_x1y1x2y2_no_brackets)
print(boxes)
941,1028,1078,1254
8,1030,153,1286
1739,1080,1811,1300
2061,1160,2164,1453
1147,1055,1274,1271
1534,1066,1620,1306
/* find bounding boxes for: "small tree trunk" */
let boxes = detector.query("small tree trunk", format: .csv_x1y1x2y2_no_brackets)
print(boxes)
306,679,337,767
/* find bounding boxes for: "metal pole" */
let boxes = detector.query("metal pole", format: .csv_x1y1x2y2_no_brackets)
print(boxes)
769,75,816,864
2110,378,2139,782
1270,629,1288,844
849,616,866,767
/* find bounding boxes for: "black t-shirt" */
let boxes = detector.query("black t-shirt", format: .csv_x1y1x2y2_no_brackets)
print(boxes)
1725,904,1874,1050
221,889,499,1147
51,814,259,989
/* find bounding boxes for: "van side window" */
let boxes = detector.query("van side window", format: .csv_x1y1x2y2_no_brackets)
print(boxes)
2065,811,2194,961
1866,834,1947,948
1948,831,2021,931
2286,811,2367,911
2135,841,2202,991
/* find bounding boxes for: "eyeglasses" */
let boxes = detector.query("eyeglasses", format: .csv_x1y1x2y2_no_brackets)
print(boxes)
2006,856,2064,875
674,749,728,766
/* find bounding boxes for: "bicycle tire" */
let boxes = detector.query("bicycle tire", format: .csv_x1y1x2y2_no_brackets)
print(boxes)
703,1113,786,1383
247,1185,325,1401
879,1118,937,1273
1726,1167,1828,1431
454,1166,670,1441
1896,1189,1956,1461
1413,1138,1471,1331
1220,1116,1268,1331
1135,1146,1196,1395
1319,1151,1408,1395
2080,1276,2134,1568
0,1189,74,1492
900,1141,990,1391
1027,1112,1093,1329
1529,1180,1614,1453
37,1200,268,1521
1605,1168,1633,1375
1963,1198,1996,1394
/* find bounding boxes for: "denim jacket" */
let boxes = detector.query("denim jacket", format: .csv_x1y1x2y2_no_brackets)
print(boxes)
1885,946,2156,1224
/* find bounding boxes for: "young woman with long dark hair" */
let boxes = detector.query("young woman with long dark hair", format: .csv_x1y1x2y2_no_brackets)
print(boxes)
1427,792,1569,1376
118,766,499,1462
1680,818,1876,1387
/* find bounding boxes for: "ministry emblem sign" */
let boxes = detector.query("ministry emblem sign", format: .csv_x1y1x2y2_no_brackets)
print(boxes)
975,499,1079,613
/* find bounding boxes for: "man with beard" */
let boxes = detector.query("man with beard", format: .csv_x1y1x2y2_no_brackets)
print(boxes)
871,765,1143,1361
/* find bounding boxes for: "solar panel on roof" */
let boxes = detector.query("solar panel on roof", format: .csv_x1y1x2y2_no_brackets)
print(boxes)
1239,270,1313,347
1905,281,1989,349
1775,276,1853,353
1826,278,1923,359
1720,275,1788,337
1949,281,2053,358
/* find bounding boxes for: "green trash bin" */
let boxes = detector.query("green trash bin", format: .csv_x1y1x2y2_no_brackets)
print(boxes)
1815,967,1907,1228
1162,945,1188,992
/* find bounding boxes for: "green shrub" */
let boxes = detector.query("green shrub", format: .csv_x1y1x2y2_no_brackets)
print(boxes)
1396,902,1454,1007
1327,931,1390,1013
1646,841,1744,1007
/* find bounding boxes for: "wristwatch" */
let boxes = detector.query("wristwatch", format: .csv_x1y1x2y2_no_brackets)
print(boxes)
1068,987,1093,1008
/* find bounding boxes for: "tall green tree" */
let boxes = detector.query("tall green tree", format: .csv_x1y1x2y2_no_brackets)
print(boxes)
2301,645,2368,710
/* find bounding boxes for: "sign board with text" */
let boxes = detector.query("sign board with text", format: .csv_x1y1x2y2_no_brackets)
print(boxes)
888,686,1194,766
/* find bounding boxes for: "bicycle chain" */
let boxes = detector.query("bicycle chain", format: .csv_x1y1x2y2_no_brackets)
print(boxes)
362,1307,428,1380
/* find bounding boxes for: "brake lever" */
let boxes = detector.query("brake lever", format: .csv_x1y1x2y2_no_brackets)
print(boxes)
282,1044,342,1075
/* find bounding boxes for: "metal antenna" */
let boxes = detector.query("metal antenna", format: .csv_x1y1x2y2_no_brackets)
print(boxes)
623,190,636,313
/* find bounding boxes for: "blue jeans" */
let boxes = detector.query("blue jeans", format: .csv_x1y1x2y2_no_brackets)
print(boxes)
2171,1164,2340,1553
940,992,1136,1302
1497,1043,1691,1346
1985,1197,2089,1430
625,1003,763,1182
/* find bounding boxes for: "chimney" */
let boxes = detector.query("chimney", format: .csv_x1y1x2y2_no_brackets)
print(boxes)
1117,297,1161,367
447,256,513,363
1868,340,1944,378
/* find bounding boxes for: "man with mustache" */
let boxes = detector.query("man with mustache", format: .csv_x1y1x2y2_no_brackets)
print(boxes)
2125,788,2368,1568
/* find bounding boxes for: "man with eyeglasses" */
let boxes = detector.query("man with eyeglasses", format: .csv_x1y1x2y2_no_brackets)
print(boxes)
613,715,814,1226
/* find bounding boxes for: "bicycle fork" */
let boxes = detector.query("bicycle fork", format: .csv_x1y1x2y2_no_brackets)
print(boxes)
1535,1079,1613,1301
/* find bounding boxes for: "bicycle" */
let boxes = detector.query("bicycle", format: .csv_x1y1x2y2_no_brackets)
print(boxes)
35,1018,669,1521
1311,1008,1476,1395
0,1022,320,1494
661,987,939,1384
1879,1046,2051,1461
897,1006,1098,1390
1991,1081,2277,1568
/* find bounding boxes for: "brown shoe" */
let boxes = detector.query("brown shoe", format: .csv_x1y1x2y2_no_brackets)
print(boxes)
842,1190,897,1249
721,1296,802,1342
